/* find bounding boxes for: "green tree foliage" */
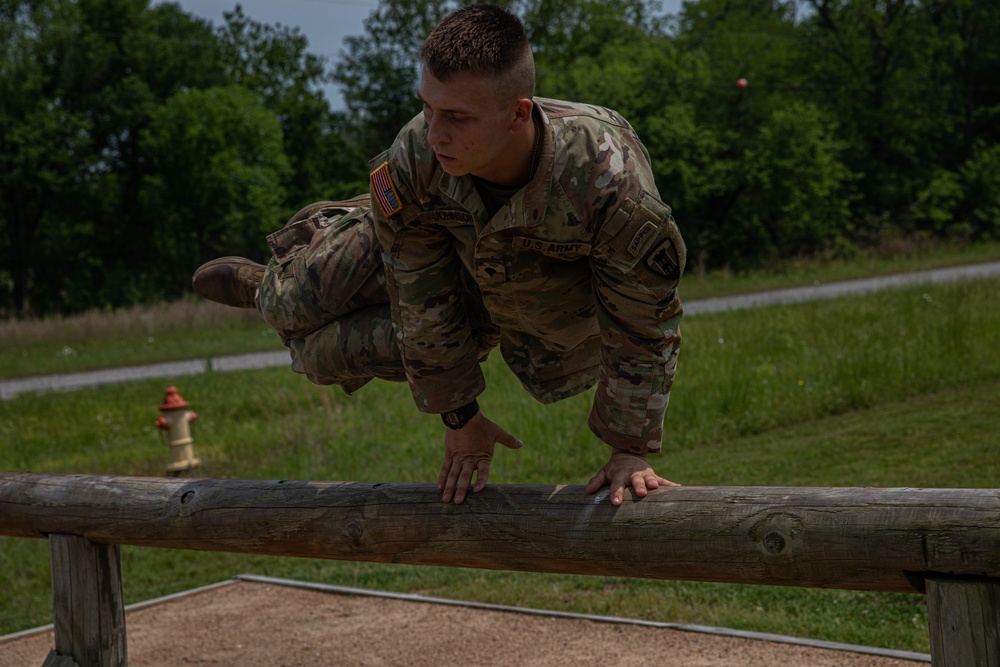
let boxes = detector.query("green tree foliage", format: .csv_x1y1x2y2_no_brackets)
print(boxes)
959,143,1000,237
528,0,670,110
140,86,290,279
216,5,363,207
0,0,346,316
731,101,856,263
798,1,952,222
0,0,227,315
1,0,91,315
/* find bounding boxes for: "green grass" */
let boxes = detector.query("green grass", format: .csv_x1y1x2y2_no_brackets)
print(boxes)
0,300,280,378
3,275,1000,653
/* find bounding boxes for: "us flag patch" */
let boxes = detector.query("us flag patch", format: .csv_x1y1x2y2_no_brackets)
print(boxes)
370,162,403,217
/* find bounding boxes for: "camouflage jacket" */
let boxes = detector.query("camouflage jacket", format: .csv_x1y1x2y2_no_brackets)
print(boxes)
369,98,685,454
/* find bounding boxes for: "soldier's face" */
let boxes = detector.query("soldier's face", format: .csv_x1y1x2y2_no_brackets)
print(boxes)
419,67,528,186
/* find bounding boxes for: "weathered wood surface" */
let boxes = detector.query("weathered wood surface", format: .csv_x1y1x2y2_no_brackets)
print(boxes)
41,651,82,667
2,473,1000,594
927,577,1000,666
48,534,127,667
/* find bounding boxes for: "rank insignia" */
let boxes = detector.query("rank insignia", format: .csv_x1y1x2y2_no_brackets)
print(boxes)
370,162,403,217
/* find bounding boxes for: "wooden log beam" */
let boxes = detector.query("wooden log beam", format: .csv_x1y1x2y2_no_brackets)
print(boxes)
2,473,1000,594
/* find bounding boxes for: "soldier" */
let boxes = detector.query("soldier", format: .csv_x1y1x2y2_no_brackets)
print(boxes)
193,4,686,506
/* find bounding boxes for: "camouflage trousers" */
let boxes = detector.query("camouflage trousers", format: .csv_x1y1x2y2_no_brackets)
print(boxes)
257,195,404,393
257,196,498,394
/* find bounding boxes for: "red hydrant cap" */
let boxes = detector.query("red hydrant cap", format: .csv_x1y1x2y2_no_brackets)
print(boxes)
159,386,190,411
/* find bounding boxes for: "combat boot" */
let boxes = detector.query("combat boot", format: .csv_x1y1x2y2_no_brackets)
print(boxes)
192,257,265,309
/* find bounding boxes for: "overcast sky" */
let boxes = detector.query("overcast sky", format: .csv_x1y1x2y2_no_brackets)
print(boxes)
160,0,684,109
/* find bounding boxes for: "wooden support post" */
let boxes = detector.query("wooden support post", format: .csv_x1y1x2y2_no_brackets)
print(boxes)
47,534,128,667
927,577,1000,667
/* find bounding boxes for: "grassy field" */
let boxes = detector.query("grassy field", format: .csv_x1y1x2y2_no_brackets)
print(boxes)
1,244,999,652
0,300,276,379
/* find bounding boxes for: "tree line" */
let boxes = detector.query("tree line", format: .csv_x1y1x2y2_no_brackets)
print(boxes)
2,0,997,318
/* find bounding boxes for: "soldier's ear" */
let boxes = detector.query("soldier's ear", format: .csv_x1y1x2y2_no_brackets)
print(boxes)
511,98,533,132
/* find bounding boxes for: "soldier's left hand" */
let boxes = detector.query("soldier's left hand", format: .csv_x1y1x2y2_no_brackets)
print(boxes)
585,450,680,505
439,412,522,504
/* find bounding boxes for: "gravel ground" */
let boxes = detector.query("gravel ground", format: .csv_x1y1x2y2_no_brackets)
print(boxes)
0,580,929,667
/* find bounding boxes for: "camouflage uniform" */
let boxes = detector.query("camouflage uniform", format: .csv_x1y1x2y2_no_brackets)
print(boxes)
257,196,400,393
370,98,685,454
257,197,497,393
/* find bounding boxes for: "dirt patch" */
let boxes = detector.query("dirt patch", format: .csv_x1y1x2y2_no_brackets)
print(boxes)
1,580,927,666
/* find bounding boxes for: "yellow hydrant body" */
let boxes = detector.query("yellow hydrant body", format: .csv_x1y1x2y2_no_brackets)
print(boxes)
155,386,201,473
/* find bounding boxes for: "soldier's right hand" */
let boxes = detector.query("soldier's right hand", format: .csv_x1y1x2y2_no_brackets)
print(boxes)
438,412,522,504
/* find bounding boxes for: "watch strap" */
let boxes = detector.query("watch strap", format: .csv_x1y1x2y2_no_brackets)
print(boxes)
441,400,480,430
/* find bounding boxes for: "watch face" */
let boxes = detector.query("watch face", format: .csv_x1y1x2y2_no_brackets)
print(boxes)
442,400,478,429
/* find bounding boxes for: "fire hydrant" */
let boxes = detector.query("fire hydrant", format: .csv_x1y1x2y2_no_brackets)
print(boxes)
155,386,201,474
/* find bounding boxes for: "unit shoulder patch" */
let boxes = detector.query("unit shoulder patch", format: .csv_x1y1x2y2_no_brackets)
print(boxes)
646,238,681,280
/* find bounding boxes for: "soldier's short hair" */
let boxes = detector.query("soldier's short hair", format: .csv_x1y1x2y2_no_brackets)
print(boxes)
420,4,535,106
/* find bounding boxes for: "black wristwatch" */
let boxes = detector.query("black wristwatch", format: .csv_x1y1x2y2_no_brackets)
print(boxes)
441,400,480,430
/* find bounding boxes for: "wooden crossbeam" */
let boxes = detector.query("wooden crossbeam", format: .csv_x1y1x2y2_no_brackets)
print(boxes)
3,473,1000,594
